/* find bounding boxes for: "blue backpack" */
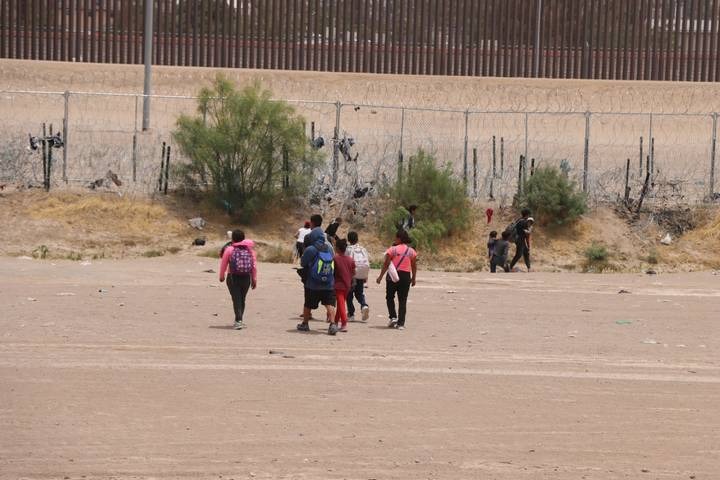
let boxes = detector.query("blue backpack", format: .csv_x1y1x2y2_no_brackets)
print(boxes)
309,249,335,287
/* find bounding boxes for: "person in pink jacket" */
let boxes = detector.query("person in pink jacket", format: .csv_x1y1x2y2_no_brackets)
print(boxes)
219,230,258,330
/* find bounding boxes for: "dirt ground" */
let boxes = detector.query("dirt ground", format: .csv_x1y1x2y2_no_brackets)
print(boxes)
1,256,719,479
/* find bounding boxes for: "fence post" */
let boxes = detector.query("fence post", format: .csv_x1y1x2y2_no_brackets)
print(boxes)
639,136,644,178
398,108,405,184
473,147,478,198
132,94,139,182
524,112,529,163
583,111,591,193
62,91,69,183
648,113,654,184
711,112,718,198
500,136,504,176
332,101,341,185
463,110,469,192
492,135,497,178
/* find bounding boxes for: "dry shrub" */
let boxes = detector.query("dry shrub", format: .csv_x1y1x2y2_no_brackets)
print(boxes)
28,193,184,237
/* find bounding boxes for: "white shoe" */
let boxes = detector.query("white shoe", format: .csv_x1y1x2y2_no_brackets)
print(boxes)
397,325,405,330
361,305,370,322
348,315,356,322
387,318,398,328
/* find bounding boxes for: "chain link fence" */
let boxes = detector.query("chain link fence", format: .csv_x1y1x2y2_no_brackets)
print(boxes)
1,89,717,205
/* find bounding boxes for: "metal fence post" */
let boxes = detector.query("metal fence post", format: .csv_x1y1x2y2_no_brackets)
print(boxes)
463,110,469,192
398,107,405,184
62,91,70,183
133,95,139,182
524,112,529,163
648,113,654,184
711,112,718,198
332,101,341,185
583,111,591,193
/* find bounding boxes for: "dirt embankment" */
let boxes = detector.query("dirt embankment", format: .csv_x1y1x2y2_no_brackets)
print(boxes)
1,189,719,272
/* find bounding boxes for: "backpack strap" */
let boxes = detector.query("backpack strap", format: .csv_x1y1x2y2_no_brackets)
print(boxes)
391,245,411,269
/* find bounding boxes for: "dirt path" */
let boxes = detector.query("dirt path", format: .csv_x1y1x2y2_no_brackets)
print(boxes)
1,257,719,479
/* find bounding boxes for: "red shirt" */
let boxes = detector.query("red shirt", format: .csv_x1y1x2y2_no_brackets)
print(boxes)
334,254,356,292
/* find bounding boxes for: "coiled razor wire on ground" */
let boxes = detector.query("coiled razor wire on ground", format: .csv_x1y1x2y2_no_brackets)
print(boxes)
0,89,717,207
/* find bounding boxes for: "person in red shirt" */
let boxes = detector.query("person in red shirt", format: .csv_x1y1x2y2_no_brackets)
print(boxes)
376,230,418,330
333,238,356,332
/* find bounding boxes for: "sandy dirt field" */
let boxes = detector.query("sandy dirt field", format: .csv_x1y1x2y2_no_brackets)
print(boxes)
1,256,719,479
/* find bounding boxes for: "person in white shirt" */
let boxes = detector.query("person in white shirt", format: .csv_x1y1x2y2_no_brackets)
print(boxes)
294,221,312,261
345,231,371,322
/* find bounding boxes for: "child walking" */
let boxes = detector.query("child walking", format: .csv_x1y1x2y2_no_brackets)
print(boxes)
219,230,258,330
346,231,371,322
333,238,355,332
491,230,511,273
376,230,417,330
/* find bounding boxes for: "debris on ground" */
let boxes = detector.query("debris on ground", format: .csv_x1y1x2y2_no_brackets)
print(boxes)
618,289,631,294
193,238,206,246
269,350,284,355
615,320,632,325
88,170,122,190
646,270,657,275
642,339,659,344
188,217,206,230
203,269,215,274
56,292,76,296
660,233,673,245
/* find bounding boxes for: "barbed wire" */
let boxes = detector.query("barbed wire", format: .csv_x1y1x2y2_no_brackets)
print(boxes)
0,90,716,206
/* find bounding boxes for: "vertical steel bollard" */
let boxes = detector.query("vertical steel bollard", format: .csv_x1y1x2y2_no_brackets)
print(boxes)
583,111,591,193
639,136,644,178
524,112,529,164
62,91,70,183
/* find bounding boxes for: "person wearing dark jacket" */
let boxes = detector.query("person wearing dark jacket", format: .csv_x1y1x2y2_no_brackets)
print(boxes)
509,209,534,272
298,223,338,335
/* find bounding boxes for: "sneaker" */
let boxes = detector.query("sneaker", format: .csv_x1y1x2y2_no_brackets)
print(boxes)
296,323,310,332
387,318,398,328
397,325,405,330
328,323,338,335
348,315,356,322
361,305,370,322
339,325,348,332
233,321,244,330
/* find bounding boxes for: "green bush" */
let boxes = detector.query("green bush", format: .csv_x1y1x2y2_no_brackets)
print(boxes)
517,166,587,226
174,75,320,221
585,242,609,263
384,149,470,250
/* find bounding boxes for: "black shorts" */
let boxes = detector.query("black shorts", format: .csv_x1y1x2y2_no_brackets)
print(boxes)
304,288,336,309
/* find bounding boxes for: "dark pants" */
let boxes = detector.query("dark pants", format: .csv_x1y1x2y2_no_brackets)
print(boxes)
386,271,412,326
347,279,368,317
226,274,251,323
510,240,531,270
490,256,509,273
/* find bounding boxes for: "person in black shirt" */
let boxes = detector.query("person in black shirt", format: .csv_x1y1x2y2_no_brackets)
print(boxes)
509,209,534,272
491,230,511,273
325,217,342,243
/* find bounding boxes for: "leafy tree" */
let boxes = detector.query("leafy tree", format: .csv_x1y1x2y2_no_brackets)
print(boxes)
384,149,470,250
174,75,318,218
517,165,587,226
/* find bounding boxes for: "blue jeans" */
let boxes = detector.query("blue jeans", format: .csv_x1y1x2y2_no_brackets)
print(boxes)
346,279,367,317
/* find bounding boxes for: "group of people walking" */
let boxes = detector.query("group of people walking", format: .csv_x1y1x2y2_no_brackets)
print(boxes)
218,208,531,335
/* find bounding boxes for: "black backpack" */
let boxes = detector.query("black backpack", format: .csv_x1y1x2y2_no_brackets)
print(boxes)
503,219,521,243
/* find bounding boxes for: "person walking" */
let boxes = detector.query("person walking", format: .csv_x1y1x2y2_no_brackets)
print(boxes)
219,230,258,330
333,238,355,332
325,217,343,244
509,209,534,272
294,221,312,261
376,230,417,330
298,224,338,335
346,231,370,322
